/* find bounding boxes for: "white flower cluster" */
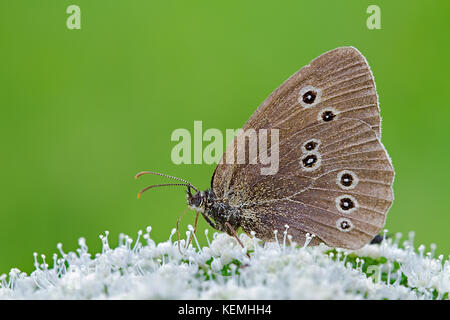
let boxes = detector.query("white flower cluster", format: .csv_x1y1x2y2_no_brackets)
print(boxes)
0,226,448,299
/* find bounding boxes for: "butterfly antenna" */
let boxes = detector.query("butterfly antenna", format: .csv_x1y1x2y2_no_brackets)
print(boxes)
137,183,190,199
135,171,199,193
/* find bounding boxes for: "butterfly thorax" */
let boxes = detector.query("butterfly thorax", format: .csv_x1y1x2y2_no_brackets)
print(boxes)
187,189,242,233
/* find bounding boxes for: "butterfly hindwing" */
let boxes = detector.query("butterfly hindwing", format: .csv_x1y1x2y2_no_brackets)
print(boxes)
239,118,393,249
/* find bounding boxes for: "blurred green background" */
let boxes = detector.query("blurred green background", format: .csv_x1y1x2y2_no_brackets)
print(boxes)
0,0,449,274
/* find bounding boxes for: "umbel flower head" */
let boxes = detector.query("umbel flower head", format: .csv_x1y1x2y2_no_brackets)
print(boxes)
0,225,449,299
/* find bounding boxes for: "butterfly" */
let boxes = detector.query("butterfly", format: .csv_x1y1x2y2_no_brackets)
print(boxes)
137,47,394,250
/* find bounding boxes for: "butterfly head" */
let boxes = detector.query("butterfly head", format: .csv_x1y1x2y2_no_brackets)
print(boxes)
187,188,207,213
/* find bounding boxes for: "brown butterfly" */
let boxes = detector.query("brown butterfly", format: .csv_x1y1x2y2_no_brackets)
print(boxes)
137,47,394,250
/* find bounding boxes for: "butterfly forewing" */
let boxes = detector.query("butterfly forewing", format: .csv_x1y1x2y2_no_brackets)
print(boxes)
212,47,394,249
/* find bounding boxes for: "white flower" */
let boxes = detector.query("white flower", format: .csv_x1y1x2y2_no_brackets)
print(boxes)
0,226,448,300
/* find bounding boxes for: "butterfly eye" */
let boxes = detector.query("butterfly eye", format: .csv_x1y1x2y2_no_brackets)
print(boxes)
336,218,354,232
336,170,359,190
190,194,203,207
335,195,359,214
298,86,322,108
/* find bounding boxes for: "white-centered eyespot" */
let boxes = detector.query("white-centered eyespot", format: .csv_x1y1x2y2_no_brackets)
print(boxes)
298,85,322,109
299,151,322,172
301,138,321,153
318,107,339,122
335,195,359,214
336,218,354,232
336,170,359,190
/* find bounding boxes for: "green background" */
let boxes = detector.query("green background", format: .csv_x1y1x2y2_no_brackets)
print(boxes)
0,0,449,274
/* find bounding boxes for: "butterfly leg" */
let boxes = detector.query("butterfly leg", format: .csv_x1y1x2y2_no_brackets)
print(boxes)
176,207,188,255
225,222,250,259
201,212,220,230
187,211,200,248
